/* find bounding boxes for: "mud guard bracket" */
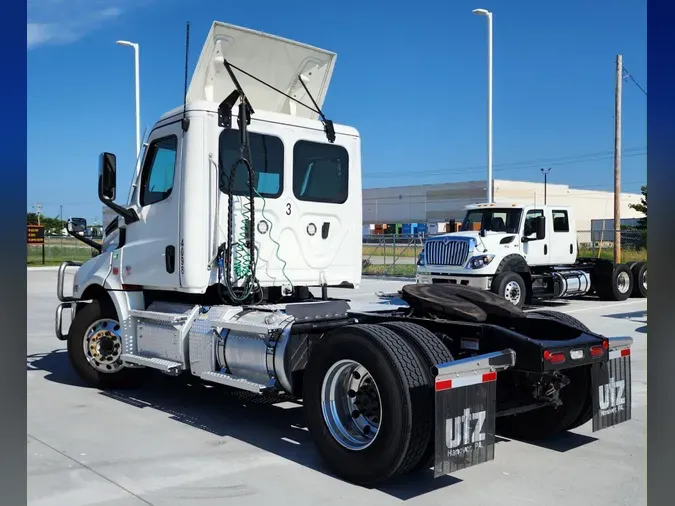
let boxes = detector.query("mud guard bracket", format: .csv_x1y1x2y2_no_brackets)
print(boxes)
591,336,633,432
433,349,516,478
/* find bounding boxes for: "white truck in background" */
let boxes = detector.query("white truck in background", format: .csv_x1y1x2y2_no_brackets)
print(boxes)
55,21,635,486
416,202,647,308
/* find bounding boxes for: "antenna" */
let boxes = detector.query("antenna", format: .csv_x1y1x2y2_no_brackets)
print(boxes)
181,21,191,131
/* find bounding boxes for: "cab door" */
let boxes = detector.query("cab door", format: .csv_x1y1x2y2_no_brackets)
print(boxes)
119,122,183,289
521,208,551,266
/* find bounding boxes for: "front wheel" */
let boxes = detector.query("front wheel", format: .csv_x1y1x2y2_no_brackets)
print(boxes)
67,299,146,389
491,271,527,309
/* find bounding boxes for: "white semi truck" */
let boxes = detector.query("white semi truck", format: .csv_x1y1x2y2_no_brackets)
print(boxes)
416,202,648,308
56,22,634,486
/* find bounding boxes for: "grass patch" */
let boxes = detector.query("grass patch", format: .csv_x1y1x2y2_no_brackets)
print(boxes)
362,245,420,259
578,248,647,263
362,263,417,277
27,245,96,266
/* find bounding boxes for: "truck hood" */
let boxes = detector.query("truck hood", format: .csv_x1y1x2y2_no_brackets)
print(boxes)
186,22,336,120
430,231,519,253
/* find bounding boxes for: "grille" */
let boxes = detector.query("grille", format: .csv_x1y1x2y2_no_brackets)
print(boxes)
425,240,470,266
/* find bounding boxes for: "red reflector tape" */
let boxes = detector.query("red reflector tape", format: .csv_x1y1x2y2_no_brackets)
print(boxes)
482,371,497,382
621,348,631,357
436,379,453,391
436,372,498,391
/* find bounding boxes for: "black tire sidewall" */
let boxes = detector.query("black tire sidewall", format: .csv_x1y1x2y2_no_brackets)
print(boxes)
303,328,413,486
631,262,647,297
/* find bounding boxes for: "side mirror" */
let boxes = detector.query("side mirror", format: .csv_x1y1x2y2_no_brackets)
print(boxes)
67,217,87,234
98,152,117,201
536,216,546,240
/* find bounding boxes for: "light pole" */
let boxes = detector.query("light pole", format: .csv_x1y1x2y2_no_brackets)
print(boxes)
116,40,141,159
541,167,551,204
473,8,493,203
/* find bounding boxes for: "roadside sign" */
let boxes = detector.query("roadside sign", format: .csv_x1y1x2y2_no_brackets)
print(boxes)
27,225,45,244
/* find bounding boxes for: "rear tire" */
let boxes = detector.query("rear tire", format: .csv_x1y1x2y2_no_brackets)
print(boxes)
491,271,527,309
67,299,147,390
630,262,647,298
379,321,454,473
595,263,633,301
529,310,592,333
303,324,430,486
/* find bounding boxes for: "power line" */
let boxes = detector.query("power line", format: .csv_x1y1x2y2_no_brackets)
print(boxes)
623,67,647,96
364,149,646,179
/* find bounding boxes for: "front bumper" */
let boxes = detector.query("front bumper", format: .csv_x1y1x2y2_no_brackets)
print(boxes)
416,271,492,290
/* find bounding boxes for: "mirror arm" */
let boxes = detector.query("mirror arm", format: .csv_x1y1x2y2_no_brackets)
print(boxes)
67,229,102,252
100,198,139,225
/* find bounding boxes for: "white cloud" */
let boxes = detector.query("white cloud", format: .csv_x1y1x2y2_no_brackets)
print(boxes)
27,1,149,49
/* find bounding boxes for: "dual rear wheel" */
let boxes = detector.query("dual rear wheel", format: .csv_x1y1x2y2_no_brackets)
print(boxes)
303,321,453,487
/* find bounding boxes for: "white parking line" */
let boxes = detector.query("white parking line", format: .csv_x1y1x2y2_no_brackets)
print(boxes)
526,299,647,315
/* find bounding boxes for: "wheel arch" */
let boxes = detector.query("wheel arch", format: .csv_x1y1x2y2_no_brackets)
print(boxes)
494,254,532,292
77,282,145,324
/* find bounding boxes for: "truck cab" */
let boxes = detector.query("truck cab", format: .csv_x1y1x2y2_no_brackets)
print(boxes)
70,22,363,307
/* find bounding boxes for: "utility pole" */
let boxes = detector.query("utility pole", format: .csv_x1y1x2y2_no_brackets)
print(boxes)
613,54,622,264
33,203,43,225
541,168,551,204
60,205,63,231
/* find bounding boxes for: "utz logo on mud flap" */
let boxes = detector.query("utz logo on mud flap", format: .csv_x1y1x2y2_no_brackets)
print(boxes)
598,377,626,417
446,408,487,456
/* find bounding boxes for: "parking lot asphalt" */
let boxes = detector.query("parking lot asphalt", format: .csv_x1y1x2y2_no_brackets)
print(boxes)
27,269,647,506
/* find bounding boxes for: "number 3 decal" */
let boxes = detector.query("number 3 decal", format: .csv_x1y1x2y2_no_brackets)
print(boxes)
286,203,292,215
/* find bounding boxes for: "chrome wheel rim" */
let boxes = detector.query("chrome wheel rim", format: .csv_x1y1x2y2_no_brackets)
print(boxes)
504,280,522,305
617,271,631,294
320,360,382,451
82,319,124,373
643,270,647,290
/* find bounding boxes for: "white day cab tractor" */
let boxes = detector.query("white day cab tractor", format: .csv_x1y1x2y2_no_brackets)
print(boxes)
56,22,635,486
416,202,647,309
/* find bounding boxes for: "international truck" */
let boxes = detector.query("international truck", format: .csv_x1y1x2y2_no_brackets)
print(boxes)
56,22,634,487
416,202,648,308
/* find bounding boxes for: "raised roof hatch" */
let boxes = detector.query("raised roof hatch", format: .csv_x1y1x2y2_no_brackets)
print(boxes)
186,22,337,120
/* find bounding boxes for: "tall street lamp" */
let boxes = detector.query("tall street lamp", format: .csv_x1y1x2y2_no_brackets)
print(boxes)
473,8,493,203
116,40,141,159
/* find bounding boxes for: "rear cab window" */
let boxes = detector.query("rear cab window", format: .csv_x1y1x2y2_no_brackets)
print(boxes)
219,130,284,198
552,210,570,232
293,140,349,204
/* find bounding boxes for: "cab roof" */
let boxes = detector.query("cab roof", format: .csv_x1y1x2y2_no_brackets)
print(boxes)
463,202,572,210
156,100,359,138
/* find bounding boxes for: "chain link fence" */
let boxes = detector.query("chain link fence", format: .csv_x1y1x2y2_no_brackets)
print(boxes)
27,235,100,266
362,229,647,277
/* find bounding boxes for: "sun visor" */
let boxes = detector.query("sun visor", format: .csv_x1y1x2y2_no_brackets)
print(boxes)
186,22,337,120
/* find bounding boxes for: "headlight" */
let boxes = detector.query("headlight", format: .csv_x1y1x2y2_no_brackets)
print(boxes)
467,254,495,269
417,252,426,266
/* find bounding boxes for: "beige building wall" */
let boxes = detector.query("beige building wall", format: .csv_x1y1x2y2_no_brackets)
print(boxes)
362,179,643,232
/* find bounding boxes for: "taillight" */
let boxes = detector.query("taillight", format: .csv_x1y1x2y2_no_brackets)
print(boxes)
543,350,565,364
590,345,604,358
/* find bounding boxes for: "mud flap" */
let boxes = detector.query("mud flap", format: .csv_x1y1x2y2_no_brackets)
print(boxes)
433,349,516,478
591,345,632,432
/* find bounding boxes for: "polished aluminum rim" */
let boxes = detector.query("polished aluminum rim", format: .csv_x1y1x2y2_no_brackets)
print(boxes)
643,269,647,290
82,319,124,374
504,280,522,305
320,359,382,451
617,271,631,294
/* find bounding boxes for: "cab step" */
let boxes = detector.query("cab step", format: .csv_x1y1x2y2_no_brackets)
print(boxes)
129,304,200,326
199,371,273,394
120,354,182,372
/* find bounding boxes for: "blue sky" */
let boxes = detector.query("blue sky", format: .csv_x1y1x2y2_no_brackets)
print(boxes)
27,0,647,224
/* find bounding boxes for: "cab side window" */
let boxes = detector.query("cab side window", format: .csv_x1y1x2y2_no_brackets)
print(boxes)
552,210,570,232
140,135,178,207
524,209,544,237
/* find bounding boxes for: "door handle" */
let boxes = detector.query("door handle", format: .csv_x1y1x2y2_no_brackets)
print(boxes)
544,244,548,255
165,245,175,273
321,222,330,240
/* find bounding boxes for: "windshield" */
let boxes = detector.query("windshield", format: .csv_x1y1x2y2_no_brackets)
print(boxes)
461,208,523,234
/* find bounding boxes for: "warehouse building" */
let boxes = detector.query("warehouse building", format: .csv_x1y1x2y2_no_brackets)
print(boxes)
362,179,644,234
